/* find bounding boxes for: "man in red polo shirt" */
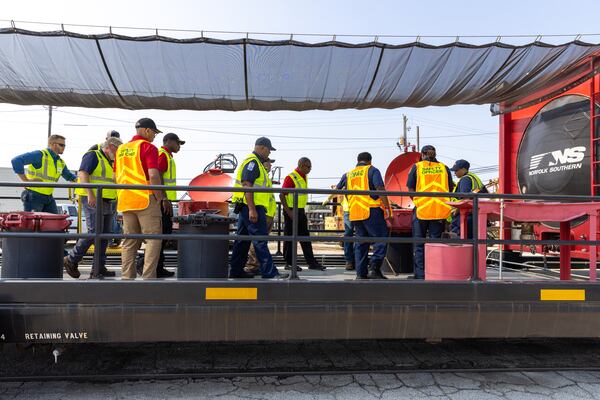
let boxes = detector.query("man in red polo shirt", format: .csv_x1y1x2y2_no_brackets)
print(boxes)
279,157,325,272
116,118,168,280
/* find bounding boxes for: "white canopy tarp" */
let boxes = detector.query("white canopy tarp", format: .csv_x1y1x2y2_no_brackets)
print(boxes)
0,28,599,114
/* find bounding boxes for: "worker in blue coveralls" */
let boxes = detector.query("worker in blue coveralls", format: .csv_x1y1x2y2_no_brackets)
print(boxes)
336,152,393,280
11,134,77,214
449,159,488,239
406,145,454,279
229,137,289,279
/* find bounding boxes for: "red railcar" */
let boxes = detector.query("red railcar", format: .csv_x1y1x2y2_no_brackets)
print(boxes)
499,75,600,259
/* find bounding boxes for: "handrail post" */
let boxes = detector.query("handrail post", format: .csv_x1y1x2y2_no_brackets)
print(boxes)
92,186,103,278
276,202,282,256
471,194,480,281
289,191,299,279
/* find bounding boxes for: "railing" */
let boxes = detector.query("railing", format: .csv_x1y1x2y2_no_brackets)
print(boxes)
0,180,599,281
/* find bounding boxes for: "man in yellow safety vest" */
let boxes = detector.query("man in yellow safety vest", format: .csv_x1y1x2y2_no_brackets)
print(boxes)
449,159,488,239
155,132,185,277
230,137,288,279
63,137,123,279
114,118,167,280
280,157,325,272
11,134,77,213
335,152,393,279
245,158,277,275
406,145,454,279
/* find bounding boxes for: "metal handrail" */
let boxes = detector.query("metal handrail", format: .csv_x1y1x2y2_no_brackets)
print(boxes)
1,180,599,281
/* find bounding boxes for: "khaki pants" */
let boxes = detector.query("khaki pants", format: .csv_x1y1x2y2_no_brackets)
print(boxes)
246,216,273,271
121,196,162,279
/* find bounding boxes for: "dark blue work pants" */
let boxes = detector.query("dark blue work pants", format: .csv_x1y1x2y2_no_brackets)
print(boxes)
21,189,58,214
230,205,279,278
451,213,473,239
343,212,355,264
412,210,445,279
353,208,389,278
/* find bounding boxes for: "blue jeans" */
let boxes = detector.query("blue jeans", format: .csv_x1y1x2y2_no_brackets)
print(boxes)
353,208,389,278
343,212,355,263
67,196,115,268
412,210,445,279
21,189,58,214
230,205,279,278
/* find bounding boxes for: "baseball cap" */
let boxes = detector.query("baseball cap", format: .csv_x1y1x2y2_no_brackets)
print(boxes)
255,137,276,151
163,132,186,145
135,118,162,133
106,130,120,139
450,159,470,171
420,145,436,153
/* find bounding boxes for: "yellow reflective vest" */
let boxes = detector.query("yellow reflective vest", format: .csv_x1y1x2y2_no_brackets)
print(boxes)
285,170,308,209
232,153,271,210
159,147,177,201
25,149,66,196
413,160,452,220
75,150,116,200
347,165,383,222
115,140,151,212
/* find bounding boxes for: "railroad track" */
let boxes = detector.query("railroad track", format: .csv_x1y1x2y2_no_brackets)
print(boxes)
2,339,600,382
4,365,600,383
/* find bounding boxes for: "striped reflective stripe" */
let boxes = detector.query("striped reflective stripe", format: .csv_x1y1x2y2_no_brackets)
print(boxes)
540,289,585,301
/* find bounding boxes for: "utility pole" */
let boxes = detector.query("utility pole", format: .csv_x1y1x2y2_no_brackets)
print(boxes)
402,114,408,147
47,105,53,137
416,125,420,150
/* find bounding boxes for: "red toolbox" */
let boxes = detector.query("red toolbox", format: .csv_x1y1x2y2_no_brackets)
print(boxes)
0,212,71,232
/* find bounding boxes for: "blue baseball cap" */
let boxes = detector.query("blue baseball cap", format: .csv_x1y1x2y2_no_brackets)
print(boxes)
255,137,276,151
450,159,470,171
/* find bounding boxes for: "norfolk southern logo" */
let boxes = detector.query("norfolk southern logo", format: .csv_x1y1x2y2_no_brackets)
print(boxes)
529,146,586,176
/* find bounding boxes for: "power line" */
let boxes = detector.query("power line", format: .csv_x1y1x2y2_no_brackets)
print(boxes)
1,19,599,41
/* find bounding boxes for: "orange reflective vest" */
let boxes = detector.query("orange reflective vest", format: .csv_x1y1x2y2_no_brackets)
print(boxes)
413,160,452,220
115,140,151,212
346,165,383,221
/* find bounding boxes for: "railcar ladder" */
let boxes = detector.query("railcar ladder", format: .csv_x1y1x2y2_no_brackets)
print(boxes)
591,56,600,196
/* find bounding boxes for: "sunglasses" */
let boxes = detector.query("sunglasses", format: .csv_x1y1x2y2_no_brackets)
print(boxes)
53,143,66,148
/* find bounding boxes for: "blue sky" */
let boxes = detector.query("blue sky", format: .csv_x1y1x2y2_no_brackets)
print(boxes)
1,0,599,198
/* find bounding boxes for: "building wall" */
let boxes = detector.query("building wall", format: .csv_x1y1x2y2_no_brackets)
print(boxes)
0,167,73,212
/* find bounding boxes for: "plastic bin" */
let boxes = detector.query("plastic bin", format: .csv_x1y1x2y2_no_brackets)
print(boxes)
173,211,236,278
0,212,71,279
425,243,473,281
384,237,414,274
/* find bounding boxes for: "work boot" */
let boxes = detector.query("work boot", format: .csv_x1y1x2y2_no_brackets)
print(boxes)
156,268,175,278
367,262,387,279
229,270,255,279
264,272,290,280
345,262,355,271
63,256,81,279
355,275,369,280
284,264,303,271
308,262,326,271
99,267,116,277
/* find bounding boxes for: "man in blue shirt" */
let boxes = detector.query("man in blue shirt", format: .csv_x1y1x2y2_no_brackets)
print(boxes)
406,145,454,279
336,152,392,279
229,137,288,279
449,159,488,239
11,134,77,214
